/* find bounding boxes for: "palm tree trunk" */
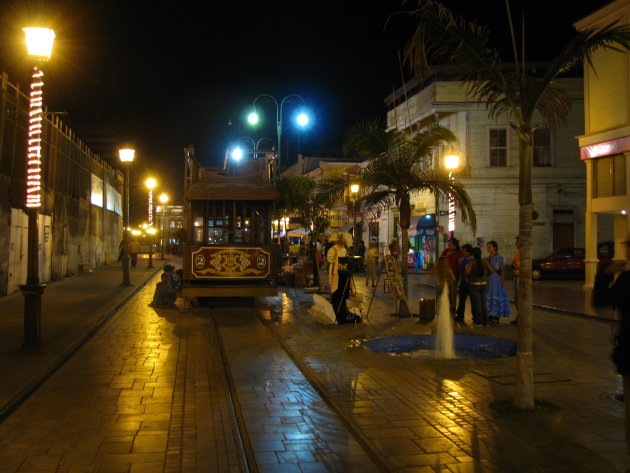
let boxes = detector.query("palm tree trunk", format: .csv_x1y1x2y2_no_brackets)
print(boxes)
514,136,535,409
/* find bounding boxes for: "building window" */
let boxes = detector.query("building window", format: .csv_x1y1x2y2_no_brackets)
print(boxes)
489,128,507,167
533,128,552,167
593,154,626,198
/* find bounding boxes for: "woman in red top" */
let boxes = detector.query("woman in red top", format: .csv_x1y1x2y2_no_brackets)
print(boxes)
440,238,462,316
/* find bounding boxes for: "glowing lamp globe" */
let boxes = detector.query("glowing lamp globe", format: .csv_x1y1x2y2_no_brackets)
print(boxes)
296,112,309,127
145,178,157,190
24,27,55,59
119,148,135,163
231,147,243,161
350,184,359,194
247,111,259,125
444,155,460,170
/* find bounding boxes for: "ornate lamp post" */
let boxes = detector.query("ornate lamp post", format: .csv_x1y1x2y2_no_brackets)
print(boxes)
119,148,135,286
246,94,311,170
145,178,157,268
444,154,460,239
20,26,55,349
159,192,169,259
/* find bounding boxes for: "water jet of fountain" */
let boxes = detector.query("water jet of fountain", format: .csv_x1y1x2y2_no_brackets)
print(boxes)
435,283,455,359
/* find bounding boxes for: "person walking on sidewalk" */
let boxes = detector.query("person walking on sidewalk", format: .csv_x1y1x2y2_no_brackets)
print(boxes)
510,236,521,325
485,240,511,323
455,244,473,323
366,240,379,288
466,246,494,326
129,238,140,267
593,237,630,456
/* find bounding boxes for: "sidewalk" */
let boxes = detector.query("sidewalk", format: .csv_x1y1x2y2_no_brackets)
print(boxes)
0,261,626,472
0,256,172,421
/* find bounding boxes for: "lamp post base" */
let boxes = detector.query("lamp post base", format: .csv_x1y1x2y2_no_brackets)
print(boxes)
19,283,46,349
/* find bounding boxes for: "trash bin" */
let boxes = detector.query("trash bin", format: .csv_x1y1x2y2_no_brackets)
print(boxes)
418,298,435,321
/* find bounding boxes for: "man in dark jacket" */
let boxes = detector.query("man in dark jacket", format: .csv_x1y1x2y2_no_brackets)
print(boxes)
593,238,630,454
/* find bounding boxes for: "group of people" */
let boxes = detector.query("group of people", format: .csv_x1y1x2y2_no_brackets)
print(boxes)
149,264,183,308
431,237,519,326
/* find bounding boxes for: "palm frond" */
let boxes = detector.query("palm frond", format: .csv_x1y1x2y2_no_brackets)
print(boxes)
342,117,390,158
316,174,350,207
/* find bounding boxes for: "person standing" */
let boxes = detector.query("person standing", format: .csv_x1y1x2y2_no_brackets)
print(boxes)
128,238,140,267
440,238,462,316
593,238,630,455
429,256,456,314
466,247,494,326
366,240,379,288
485,241,512,323
510,236,521,325
357,240,366,273
455,244,474,323
389,237,401,267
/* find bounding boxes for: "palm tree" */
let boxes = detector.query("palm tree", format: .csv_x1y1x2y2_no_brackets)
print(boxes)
318,119,476,295
276,174,331,292
402,0,630,409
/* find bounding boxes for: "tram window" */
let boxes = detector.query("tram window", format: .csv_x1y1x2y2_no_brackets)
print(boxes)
193,216,203,242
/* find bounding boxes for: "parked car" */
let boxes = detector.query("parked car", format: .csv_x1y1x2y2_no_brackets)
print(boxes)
531,242,613,280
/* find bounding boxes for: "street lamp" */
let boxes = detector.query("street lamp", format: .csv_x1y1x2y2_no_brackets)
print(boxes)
350,183,360,253
159,192,169,259
444,154,460,238
247,94,311,170
119,148,135,286
145,178,157,268
20,26,55,349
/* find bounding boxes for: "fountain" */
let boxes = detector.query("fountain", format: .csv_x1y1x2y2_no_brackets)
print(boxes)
434,284,455,359
362,284,517,359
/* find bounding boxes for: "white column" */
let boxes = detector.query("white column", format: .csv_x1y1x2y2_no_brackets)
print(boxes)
584,159,598,288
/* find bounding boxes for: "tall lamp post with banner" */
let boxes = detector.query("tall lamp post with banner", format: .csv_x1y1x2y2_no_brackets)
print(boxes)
19,26,55,349
444,154,460,239
350,183,359,253
119,148,135,286
145,178,157,268
159,192,169,259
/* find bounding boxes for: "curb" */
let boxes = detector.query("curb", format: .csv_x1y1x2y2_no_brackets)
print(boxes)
0,264,164,423
415,282,616,323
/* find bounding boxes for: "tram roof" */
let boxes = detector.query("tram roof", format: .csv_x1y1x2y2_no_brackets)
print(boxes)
185,181,280,201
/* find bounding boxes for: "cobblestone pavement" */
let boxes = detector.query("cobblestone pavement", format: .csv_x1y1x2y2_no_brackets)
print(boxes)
0,262,628,472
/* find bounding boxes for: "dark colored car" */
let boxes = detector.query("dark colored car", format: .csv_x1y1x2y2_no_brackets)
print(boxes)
531,242,613,280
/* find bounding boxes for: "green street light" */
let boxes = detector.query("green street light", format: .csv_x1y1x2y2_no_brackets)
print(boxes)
247,111,259,125
246,94,312,171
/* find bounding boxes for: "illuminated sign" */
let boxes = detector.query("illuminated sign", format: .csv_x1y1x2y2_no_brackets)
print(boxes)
581,136,630,160
26,66,44,208
191,247,271,279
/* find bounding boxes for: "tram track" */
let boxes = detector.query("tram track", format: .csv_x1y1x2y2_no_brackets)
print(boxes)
205,302,388,473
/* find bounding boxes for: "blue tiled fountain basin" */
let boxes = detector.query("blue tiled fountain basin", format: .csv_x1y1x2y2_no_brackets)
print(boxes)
364,334,517,359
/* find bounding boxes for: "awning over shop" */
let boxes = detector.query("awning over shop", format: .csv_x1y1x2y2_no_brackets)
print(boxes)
398,214,436,238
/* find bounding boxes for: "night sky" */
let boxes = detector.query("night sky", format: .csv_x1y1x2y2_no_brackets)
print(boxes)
0,0,613,224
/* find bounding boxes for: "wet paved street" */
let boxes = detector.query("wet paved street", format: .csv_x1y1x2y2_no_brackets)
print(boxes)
0,261,628,472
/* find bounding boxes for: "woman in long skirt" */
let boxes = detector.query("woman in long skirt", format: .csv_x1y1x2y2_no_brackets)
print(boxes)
485,241,511,323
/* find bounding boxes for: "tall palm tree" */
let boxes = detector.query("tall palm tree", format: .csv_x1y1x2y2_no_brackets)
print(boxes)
402,0,630,409
318,119,476,296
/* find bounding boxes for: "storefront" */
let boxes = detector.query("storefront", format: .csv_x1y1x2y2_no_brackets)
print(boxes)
406,214,436,269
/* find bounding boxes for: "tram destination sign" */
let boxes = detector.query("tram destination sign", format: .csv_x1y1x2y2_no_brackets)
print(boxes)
191,247,271,279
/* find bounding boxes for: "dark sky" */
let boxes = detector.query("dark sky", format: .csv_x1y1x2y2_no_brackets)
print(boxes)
0,0,613,223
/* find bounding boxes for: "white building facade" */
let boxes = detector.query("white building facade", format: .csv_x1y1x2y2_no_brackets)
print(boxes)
384,73,588,267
